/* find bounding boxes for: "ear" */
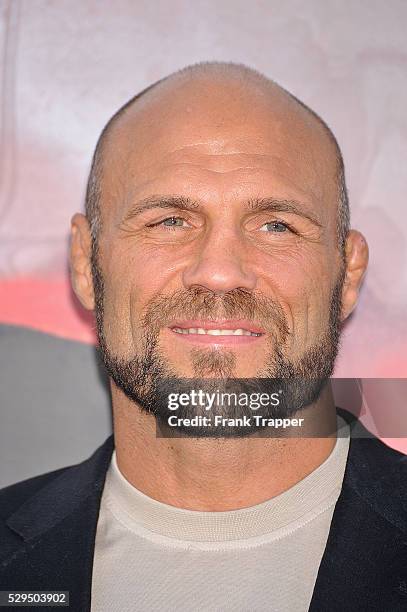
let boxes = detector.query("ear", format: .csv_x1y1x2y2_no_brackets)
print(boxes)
70,213,95,310
341,230,369,321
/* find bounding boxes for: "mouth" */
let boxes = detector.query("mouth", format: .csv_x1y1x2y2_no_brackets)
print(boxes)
168,319,265,345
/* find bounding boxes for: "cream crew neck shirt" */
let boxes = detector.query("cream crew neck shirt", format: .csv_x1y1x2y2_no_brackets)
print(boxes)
91,416,350,612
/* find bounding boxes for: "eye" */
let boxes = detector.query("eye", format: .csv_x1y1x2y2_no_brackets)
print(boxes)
259,221,290,233
162,216,186,227
150,216,190,228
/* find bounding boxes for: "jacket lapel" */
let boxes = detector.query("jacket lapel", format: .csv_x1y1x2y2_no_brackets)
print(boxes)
2,436,114,612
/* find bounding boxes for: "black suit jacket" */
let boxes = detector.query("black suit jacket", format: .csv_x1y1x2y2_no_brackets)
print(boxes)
1,409,407,612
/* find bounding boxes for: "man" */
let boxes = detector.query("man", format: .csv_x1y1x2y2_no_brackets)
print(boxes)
0,62,406,612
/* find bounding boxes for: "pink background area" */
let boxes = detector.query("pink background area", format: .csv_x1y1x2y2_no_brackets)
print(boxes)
0,1,406,453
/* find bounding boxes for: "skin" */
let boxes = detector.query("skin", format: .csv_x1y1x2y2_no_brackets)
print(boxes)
70,70,368,510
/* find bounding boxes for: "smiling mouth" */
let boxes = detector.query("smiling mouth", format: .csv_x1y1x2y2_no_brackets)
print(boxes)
168,320,265,343
172,327,261,337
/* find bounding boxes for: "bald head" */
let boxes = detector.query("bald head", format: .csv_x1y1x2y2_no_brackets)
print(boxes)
85,62,349,256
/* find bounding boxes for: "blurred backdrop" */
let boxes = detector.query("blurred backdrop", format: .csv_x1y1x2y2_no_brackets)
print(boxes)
1,0,406,486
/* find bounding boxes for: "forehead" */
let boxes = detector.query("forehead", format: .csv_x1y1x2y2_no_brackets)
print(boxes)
99,76,338,221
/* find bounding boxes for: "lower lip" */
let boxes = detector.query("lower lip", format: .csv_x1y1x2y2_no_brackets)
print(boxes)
168,329,264,345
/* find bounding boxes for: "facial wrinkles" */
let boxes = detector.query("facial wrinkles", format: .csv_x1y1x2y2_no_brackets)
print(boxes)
105,94,333,220
109,169,330,363
112,167,327,262
118,145,326,213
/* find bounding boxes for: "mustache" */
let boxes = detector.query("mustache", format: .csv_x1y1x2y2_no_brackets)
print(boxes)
141,286,290,338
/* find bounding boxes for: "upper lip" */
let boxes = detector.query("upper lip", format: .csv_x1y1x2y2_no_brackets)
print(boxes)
169,319,266,334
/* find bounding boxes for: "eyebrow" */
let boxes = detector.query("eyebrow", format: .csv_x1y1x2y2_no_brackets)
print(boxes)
122,196,200,223
122,195,322,228
246,198,322,228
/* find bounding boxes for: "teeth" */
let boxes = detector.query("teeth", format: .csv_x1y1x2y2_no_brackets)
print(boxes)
173,327,261,336
233,329,248,336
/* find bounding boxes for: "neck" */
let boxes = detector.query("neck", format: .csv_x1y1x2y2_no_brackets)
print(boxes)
111,382,338,511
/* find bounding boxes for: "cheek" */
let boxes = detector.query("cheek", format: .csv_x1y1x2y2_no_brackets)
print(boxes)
291,273,335,347
100,265,133,353
100,245,179,352
256,249,335,347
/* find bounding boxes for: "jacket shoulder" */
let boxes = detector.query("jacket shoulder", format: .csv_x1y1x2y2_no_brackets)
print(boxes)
0,464,81,565
0,436,114,570
345,426,407,533
0,465,77,523
0,436,115,532
339,407,407,476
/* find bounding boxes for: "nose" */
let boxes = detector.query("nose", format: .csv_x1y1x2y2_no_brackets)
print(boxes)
182,226,257,294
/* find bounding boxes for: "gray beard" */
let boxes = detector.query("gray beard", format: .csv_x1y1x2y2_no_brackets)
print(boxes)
92,255,344,438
